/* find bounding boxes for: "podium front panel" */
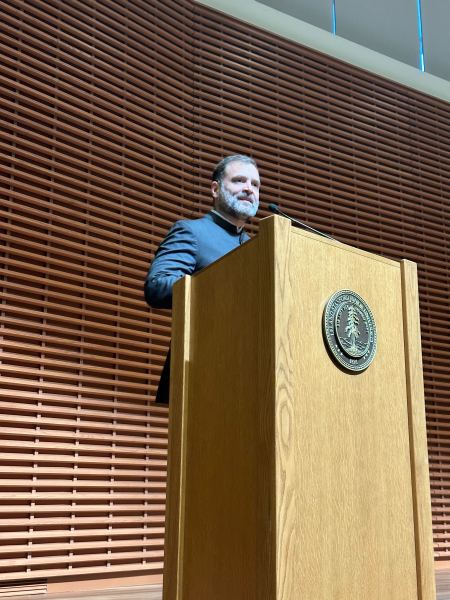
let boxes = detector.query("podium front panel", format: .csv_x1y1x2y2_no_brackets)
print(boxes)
274,225,417,599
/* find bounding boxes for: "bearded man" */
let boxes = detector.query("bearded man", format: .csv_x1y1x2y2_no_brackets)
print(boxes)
144,154,261,404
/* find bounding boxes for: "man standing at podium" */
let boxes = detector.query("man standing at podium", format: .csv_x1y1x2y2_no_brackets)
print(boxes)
144,154,261,404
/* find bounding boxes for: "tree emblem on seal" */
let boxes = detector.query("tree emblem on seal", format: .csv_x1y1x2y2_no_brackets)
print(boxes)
345,305,361,354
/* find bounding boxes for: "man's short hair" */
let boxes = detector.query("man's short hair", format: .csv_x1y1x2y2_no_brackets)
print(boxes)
212,154,258,184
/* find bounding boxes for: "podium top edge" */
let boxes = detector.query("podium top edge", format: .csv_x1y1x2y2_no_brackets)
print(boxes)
258,214,403,269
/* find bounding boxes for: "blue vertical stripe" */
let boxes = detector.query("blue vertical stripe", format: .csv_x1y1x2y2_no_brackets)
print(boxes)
332,0,337,34
416,0,425,71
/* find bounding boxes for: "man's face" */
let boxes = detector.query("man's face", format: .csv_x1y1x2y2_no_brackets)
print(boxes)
211,161,260,222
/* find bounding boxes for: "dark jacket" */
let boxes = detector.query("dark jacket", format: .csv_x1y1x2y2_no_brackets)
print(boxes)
144,211,249,403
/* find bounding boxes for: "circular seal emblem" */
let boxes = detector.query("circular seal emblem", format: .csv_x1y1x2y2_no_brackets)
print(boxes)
323,290,377,372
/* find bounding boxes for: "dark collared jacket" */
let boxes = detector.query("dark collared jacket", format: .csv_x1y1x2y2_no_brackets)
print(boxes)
144,211,249,403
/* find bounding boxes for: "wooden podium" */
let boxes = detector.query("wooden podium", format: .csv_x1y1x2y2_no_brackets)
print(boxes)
163,215,435,600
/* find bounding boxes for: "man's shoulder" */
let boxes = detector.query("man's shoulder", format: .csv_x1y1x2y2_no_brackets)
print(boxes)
171,213,215,235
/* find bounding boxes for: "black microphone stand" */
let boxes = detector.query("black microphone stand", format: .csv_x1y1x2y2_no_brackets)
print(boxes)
268,203,335,241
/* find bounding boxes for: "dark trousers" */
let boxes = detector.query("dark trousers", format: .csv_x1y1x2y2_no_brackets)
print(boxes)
155,348,170,405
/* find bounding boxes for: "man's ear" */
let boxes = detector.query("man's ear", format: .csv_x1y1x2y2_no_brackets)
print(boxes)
211,180,219,201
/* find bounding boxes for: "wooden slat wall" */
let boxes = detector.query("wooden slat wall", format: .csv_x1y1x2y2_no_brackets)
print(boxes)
0,0,449,591
0,0,194,586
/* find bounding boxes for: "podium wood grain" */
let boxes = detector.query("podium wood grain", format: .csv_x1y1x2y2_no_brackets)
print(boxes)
164,216,435,600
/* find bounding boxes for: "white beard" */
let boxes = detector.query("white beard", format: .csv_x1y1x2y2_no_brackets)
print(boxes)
217,184,259,220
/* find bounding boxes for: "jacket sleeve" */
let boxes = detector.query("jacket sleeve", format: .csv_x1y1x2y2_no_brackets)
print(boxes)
144,221,198,309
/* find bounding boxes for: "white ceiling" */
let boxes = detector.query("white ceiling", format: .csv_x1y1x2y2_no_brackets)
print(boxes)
257,0,450,81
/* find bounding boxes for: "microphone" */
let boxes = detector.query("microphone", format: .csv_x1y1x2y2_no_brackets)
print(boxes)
268,203,335,241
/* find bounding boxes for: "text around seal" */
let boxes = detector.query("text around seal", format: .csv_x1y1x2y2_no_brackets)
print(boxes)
323,290,377,372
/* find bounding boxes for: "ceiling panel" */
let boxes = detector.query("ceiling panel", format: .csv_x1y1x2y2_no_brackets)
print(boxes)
335,0,419,67
421,0,450,81
257,0,332,32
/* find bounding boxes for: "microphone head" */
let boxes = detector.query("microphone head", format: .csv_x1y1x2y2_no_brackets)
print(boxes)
268,203,279,214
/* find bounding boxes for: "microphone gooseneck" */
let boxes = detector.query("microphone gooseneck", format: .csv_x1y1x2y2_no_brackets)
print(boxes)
268,203,335,241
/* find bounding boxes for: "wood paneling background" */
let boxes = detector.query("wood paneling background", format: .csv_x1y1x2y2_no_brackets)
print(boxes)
0,0,449,591
0,0,194,587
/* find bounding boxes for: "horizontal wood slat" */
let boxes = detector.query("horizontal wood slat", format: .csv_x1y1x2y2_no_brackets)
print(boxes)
0,563,164,582
0,510,166,520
